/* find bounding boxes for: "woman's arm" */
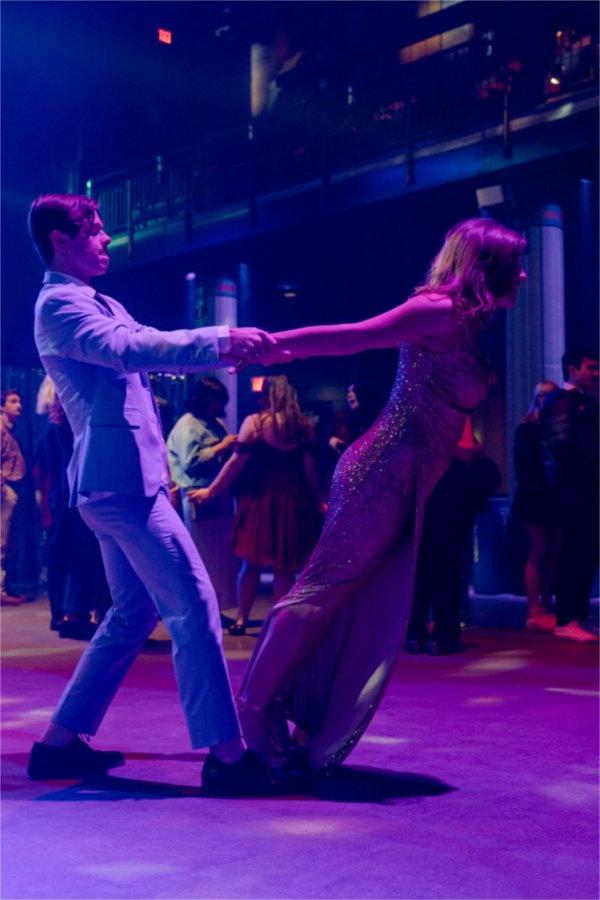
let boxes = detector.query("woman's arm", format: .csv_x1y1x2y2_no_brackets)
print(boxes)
188,415,256,503
185,433,238,472
272,295,456,360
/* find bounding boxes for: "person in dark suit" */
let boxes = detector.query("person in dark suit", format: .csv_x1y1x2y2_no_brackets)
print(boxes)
406,417,501,655
542,348,599,643
26,193,290,794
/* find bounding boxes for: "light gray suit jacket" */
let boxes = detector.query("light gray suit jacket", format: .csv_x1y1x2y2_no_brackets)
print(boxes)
34,272,230,506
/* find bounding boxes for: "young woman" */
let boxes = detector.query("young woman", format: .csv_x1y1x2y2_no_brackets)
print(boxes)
189,376,325,635
512,381,560,632
203,218,527,775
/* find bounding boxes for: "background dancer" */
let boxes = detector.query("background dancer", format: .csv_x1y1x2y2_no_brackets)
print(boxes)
190,375,325,635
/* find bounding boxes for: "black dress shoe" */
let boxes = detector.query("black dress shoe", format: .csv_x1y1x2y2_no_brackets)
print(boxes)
405,638,426,654
201,749,306,797
58,620,98,641
426,638,462,656
228,622,247,636
27,737,125,780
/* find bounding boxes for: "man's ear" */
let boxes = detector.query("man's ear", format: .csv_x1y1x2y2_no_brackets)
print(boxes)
50,229,69,257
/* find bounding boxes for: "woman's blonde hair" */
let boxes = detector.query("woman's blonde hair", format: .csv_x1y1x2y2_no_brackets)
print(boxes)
259,375,311,444
415,218,527,321
522,381,558,423
35,374,56,415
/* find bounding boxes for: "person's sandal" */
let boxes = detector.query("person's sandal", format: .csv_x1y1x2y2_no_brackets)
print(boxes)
228,622,247,636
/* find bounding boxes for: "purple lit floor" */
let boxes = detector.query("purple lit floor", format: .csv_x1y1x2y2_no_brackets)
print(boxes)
2,597,598,900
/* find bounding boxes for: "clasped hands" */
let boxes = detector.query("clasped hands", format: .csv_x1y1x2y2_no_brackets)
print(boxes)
221,327,291,371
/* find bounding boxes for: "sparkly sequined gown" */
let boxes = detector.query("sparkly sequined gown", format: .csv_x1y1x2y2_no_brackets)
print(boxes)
239,334,492,772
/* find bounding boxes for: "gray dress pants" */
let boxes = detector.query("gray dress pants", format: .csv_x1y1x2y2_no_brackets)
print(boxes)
51,488,241,748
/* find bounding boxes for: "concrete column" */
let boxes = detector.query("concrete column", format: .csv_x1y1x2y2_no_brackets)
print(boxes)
506,205,565,489
213,278,238,433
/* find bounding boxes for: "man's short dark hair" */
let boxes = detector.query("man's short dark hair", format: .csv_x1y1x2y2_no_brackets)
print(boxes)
561,347,599,382
1,388,21,406
28,194,99,266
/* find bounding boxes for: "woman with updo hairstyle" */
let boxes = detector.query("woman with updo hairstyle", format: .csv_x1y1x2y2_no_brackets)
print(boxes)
190,375,325,635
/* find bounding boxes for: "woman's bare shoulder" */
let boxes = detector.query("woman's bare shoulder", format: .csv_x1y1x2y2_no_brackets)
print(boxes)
238,413,261,442
407,291,454,312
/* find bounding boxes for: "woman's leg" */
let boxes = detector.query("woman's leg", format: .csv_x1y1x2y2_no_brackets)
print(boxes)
245,584,352,709
235,561,261,627
524,524,555,629
237,581,355,757
524,524,545,612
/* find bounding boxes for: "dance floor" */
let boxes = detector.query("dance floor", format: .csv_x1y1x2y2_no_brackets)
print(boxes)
1,597,598,900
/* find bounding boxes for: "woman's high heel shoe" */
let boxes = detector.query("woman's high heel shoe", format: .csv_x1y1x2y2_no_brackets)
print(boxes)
228,622,247,636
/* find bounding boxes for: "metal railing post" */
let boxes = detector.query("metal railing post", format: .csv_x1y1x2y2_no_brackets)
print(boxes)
126,178,134,259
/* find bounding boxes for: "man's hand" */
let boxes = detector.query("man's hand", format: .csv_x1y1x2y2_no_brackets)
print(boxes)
222,328,292,370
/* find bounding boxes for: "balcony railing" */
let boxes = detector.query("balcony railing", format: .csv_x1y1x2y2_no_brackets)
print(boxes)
87,19,598,246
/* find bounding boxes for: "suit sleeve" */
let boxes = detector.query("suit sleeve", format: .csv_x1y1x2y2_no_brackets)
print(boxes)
37,293,228,373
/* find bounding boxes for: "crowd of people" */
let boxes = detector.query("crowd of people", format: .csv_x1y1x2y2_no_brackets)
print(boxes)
512,348,599,643
2,346,598,653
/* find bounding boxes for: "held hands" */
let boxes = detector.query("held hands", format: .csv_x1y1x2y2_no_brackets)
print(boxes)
221,327,292,371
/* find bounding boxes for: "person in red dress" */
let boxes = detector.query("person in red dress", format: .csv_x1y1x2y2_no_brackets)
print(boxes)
190,376,326,635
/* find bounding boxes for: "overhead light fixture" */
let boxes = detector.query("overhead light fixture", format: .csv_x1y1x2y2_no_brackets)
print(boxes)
158,28,172,45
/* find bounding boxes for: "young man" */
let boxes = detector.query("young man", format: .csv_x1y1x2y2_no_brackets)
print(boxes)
1,389,26,605
542,348,599,642
26,193,289,794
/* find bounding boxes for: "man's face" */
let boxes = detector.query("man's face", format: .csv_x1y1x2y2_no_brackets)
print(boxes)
569,357,600,399
52,211,111,282
2,394,22,422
